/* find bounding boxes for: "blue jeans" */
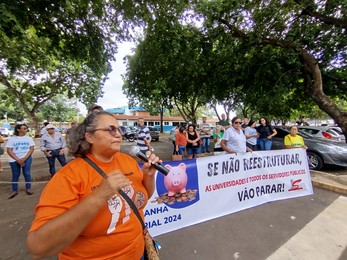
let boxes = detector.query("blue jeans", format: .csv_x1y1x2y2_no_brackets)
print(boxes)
9,156,32,192
178,146,186,158
201,137,210,153
258,138,272,150
46,149,67,176
187,147,201,158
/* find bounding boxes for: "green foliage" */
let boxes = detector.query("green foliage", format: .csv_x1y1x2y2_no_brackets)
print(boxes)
193,0,347,126
0,0,176,133
123,20,212,123
37,95,79,122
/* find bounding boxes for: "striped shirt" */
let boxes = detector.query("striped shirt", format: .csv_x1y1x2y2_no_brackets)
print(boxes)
137,126,151,152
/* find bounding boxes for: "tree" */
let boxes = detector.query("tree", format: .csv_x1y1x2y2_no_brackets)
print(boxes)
195,0,347,141
0,0,181,135
38,95,79,123
123,21,213,124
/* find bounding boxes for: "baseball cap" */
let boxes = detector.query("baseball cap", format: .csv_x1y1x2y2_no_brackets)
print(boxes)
46,124,55,129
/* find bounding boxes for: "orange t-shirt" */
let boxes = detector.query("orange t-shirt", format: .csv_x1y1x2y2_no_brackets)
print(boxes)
175,132,187,146
29,153,147,260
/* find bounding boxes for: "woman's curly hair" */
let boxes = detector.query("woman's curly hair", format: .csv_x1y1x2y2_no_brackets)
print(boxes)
69,111,115,157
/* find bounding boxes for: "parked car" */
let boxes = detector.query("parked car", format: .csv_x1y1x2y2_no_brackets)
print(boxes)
326,126,346,143
298,126,341,142
0,127,13,137
134,126,160,141
148,127,160,141
120,126,136,142
272,126,347,170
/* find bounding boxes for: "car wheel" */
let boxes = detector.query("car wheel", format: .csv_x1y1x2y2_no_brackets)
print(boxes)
307,151,323,170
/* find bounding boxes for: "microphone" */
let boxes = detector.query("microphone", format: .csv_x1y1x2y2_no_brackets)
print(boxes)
129,146,169,176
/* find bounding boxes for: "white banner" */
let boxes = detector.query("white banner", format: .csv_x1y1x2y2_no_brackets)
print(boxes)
145,149,313,237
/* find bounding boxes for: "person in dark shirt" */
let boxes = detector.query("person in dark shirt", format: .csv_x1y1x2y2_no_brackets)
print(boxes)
218,114,230,130
256,117,277,150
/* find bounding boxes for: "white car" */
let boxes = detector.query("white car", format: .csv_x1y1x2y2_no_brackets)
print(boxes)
0,127,12,137
298,126,341,142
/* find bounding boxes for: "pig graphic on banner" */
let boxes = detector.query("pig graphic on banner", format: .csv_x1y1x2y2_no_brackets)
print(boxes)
154,160,200,208
164,163,188,196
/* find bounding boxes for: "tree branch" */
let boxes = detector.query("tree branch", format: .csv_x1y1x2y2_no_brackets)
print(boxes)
294,0,347,30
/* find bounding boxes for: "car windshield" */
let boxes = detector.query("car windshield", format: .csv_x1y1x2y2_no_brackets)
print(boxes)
297,129,315,138
274,126,314,139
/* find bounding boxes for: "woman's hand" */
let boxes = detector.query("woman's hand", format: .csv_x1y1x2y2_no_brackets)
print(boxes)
96,170,132,201
142,151,162,176
16,158,24,165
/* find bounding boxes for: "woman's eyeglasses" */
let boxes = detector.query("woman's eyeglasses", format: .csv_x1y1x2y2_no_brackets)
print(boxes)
234,121,242,124
93,125,125,136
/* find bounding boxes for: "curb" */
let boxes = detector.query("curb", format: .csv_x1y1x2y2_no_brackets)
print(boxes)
311,170,347,196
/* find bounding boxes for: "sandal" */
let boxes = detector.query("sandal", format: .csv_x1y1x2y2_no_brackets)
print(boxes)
8,192,18,199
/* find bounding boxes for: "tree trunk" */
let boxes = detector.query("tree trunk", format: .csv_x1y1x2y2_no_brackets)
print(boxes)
160,105,164,133
27,112,41,137
300,49,347,142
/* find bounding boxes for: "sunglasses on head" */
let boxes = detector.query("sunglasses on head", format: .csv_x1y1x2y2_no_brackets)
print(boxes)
93,125,125,137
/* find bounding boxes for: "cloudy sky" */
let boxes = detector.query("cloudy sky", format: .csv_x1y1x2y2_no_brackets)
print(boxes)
78,41,228,118
78,41,135,115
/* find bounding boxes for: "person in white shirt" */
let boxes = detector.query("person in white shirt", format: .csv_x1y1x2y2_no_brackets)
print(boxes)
244,119,259,151
6,124,35,199
221,117,252,155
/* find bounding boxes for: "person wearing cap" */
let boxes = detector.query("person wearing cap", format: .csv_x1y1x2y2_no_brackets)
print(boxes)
88,104,103,114
40,123,67,177
40,122,59,137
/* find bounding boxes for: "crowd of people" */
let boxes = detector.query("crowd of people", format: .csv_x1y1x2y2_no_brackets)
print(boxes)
170,114,307,159
1,111,308,200
2,105,98,200
0,106,309,258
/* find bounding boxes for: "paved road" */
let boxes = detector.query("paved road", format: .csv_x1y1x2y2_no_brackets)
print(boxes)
1,137,347,260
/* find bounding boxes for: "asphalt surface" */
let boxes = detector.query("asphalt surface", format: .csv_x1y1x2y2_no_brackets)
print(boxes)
1,135,347,260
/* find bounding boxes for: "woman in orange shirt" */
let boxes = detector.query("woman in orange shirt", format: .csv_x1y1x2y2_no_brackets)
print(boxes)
27,111,162,260
175,126,187,159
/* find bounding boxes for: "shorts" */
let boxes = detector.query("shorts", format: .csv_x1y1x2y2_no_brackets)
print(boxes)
187,147,201,155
